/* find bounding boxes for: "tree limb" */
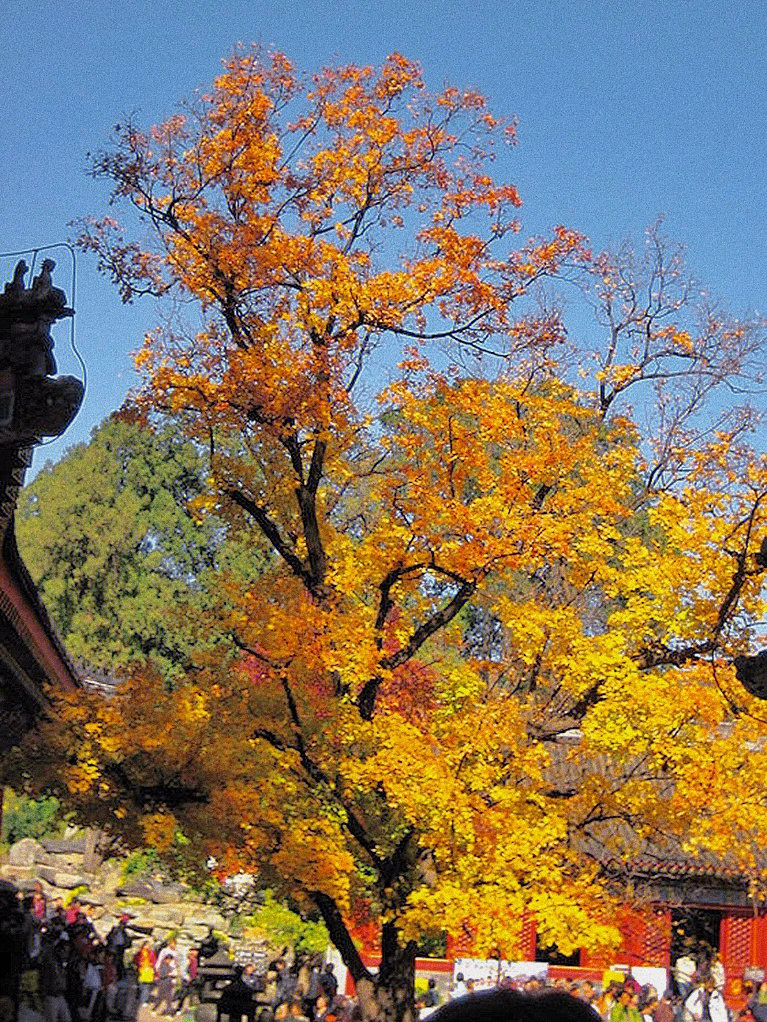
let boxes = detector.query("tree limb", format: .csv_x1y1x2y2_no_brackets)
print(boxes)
359,573,477,720
312,890,372,983
382,578,477,672
225,487,314,590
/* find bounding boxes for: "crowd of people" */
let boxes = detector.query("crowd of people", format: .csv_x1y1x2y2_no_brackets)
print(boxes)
11,882,217,1022
0,877,237,1022
435,971,675,1021
436,955,767,1022
5,880,767,1022
11,883,134,1022
6,881,354,1022
213,955,343,1022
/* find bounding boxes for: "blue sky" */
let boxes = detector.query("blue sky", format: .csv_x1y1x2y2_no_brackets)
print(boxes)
2,0,764,473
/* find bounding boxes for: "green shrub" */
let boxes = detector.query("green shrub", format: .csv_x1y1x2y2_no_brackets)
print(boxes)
240,890,328,954
122,848,163,880
1,790,64,843
63,885,89,907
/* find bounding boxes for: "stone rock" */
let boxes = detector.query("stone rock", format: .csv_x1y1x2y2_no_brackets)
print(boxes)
151,881,186,904
115,878,187,904
117,879,155,900
138,904,185,927
96,859,124,894
189,909,225,931
55,871,88,889
8,838,43,867
0,864,33,885
41,836,88,855
28,851,59,868
34,866,58,886
79,892,106,907
35,851,85,871
126,917,154,935
196,1004,218,1022
36,866,88,889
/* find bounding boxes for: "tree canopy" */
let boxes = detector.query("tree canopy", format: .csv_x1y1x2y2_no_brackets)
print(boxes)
12,50,767,1022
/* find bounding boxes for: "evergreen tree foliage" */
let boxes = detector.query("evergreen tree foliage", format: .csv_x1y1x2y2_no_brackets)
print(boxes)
17,414,265,681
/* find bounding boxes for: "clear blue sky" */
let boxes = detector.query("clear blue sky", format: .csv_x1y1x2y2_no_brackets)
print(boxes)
2,0,764,473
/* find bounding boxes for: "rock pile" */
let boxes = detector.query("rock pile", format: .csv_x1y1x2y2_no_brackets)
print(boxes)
1,835,227,946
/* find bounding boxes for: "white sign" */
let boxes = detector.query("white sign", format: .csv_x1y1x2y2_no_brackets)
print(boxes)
453,959,548,987
631,968,669,995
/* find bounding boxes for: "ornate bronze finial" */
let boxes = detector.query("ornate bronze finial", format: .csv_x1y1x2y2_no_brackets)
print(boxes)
0,259,83,445
4,260,28,299
31,258,67,308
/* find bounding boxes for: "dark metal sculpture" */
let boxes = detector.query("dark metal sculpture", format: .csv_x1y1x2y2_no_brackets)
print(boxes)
0,258,84,443
0,259,85,525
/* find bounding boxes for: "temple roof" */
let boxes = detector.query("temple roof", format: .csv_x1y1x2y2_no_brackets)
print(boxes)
0,514,79,748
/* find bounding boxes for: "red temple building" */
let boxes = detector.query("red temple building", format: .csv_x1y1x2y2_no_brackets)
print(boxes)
0,258,83,796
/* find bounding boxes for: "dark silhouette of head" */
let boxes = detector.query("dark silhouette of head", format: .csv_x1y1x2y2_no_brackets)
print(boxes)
431,989,601,1022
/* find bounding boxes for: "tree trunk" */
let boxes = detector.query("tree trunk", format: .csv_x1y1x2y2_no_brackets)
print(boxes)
313,893,417,1022
82,827,103,874
356,924,417,1022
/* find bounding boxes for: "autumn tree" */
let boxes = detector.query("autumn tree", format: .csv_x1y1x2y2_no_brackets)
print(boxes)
13,51,767,1022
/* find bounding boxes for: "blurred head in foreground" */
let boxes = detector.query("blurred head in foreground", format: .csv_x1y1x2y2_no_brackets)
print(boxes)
431,990,601,1022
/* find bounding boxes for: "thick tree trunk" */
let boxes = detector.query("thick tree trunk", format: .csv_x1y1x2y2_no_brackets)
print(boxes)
313,894,416,1022
357,924,417,1022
